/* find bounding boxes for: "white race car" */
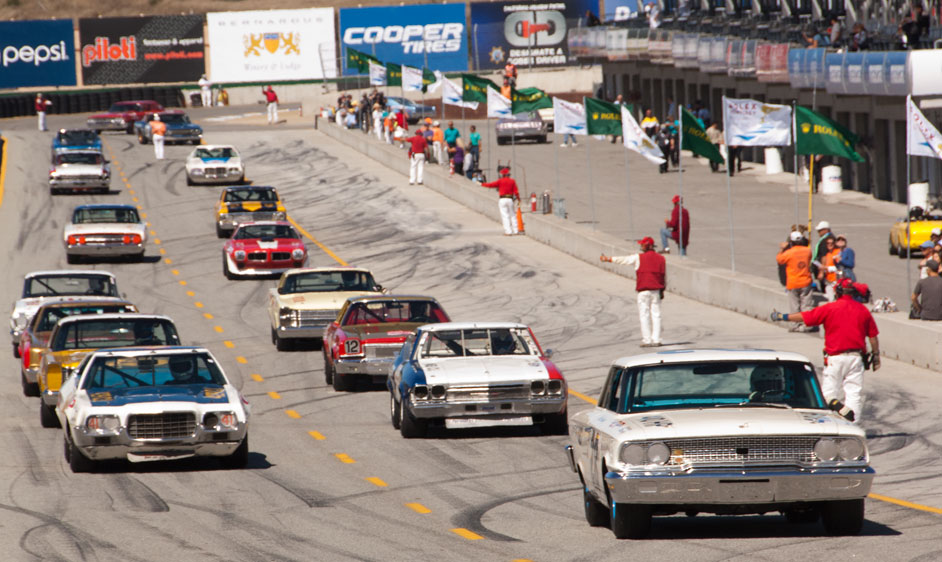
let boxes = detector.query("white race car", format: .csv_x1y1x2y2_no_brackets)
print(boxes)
63,204,147,263
56,346,251,472
185,145,244,186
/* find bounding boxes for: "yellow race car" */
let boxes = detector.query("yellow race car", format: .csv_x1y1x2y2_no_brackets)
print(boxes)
214,185,287,238
889,208,942,257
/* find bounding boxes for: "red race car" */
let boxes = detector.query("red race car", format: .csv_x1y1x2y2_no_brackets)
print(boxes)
86,100,164,134
222,221,308,280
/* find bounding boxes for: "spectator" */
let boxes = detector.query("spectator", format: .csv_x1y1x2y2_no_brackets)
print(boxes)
395,108,408,133
199,75,212,107
600,237,667,347
850,23,870,51
444,121,460,149
262,86,278,125
560,131,579,148
777,231,815,332
501,77,512,100
695,100,711,128
655,127,672,174
817,236,841,301
431,121,445,165
665,97,676,122
344,111,357,129
660,195,690,255
467,125,481,180
405,124,429,185
35,93,52,132
449,140,465,176
645,2,661,29
503,62,518,88
811,220,835,289
359,93,371,132
918,231,941,279
383,111,394,144
902,5,930,48
706,122,724,172
372,104,384,142
585,10,601,26
828,16,843,48
912,259,942,320
834,234,856,281
641,108,659,139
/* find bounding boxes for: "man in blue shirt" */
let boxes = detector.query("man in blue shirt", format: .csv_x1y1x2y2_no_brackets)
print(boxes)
444,122,460,149
466,125,481,179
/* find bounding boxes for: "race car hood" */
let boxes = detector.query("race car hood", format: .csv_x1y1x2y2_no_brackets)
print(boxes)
165,122,201,131
86,385,230,406
229,238,304,251
419,355,549,385
277,290,380,311
343,323,421,341
194,155,239,164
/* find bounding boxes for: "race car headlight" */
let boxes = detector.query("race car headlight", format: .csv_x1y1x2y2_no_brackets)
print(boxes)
619,442,670,466
647,442,670,465
204,411,238,431
233,250,246,261
430,385,446,400
619,443,646,465
838,438,865,461
291,248,305,261
412,385,429,400
86,415,120,434
530,380,546,395
274,211,286,220
192,169,204,176
547,379,563,395
278,307,297,321
228,167,241,173
814,438,839,461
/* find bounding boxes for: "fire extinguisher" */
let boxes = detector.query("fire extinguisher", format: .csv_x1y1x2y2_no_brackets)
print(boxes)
530,192,537,212
449,159,455,175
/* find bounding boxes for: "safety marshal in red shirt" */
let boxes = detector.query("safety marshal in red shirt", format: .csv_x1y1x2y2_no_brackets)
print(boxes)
405,125,429,185
601,237,667,347
482,167,520,235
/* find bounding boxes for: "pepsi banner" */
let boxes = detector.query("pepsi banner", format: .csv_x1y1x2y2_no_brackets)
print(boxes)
339,4,467,75
470,0,599,70
207,9,337,83
78,15,204,85
0,20,76,89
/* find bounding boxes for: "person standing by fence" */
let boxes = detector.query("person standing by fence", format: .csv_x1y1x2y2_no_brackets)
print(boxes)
405,125,429,185
35,93,51,131
263,86,278,125
482,167,520,236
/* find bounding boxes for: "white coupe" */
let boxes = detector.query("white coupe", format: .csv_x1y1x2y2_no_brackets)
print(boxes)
185,145,244,185
63,204,146,263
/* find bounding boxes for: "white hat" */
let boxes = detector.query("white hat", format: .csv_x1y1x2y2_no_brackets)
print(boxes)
433,121,440,126
789,231,804,242
815,221,830,231
932,227,942,236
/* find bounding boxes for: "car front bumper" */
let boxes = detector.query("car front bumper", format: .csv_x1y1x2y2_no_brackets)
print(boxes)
87,119,128,131
335,357,393,377
188,169,243,184
72,424,247,461
409,395,566,419
604,466,875,505
166,131,202,143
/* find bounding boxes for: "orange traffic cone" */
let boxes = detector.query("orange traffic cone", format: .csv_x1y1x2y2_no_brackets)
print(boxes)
516,204,525,234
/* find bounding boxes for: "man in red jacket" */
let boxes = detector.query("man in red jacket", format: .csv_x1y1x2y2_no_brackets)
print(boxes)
262,86,278,124
405,125,429,185
660,194,690,255
601,236,667,347
482,167,520,235
35,93,52,131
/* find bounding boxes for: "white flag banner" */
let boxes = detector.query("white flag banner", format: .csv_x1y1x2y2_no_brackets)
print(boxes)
723,96,792,146
553,97,587,136
487,87,511,118
621,105,666,165
368,61,386,86
907,95,942,159
402,65,423,92
442,77,479,109
425,70,444,94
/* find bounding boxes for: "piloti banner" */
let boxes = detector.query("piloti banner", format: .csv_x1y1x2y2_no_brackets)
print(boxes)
78,15,205,85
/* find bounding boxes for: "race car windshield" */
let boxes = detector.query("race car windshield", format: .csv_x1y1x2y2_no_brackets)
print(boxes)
82,353,227,389
342,301,449,325
608,361,825,414
194,147,236,159
73,207,140,224
57,153,103,165
157,113,189,124
224,188,277,202
280,271,378,294
36,304,136,332
106,103,138,113
421,328,534,358
57,130,98,145
24,275,117,298
52,319,180,350
234,224,298,240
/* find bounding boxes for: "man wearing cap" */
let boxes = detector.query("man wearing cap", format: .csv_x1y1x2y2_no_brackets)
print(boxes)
776,231,814,332
35,93,52,131
405,124,429,185
431,121,445,165
660,195,690,255
912,259,942,321
811,220,834,290
601,237,667,347
771,279,880,422
482,168,520,235
150,114,167,160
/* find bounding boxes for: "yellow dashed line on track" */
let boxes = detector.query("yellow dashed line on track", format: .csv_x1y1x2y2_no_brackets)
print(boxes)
132,197,138,203
194,302,203,308
178,280,187,286
405,503,431,514
451,528,483,540
159,248,166,255
286,215,348,266
251,373,264,382
154,238,161,245
164,258,172,264
285,410,301,419
223,340,234,348
203,312,213,319
129,189,135,195
869,493,942,515
141,213,147,219
236,356,247,364
569,389,596,405
335,453,356,464
268,391,281,400
213,325,223,333
171,269,179,275
512,559,535,562
186,291,195,297
136,205,143,210
145,221,150,227
150,230,157,236
365,477,387,487
308,430,325,440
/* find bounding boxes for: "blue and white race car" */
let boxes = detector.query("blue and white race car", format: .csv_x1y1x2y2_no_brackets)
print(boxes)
185,145,245,186
52,129,102,155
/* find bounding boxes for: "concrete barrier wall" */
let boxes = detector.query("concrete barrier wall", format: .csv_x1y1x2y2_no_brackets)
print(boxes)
317,120,942,372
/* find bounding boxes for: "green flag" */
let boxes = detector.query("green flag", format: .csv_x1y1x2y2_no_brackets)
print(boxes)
585,97,622,135
795,106,864,162
511,87,553,114
462,74,498,103
421,68,436,93
345,47,378,73
385,62,402,87
681,106,724,164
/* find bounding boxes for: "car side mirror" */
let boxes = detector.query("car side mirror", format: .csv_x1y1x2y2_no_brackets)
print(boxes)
544,349,554,359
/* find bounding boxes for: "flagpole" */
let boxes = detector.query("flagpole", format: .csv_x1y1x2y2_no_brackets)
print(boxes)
906,131,913,299
623,148,633,235
555,130,561,215
792,101,799,228
584,98,597,230
722,98,735,271
808,155,814,233
678,110,684,258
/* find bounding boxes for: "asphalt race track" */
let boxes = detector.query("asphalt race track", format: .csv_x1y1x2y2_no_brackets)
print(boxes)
0,109,940,561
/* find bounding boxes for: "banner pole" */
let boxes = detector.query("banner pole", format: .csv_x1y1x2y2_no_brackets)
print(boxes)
623,148,633,236
586,137,597,230
793,102,799,228
808,155,814,233
906,151,912,299
678,111,684,258
726,152,735,271
555,130,561,214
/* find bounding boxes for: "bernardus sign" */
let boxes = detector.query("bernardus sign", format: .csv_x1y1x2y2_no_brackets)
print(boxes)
469,0,599,70
339,3,468,75
0,20,76,89
207,8,337,83
78,15,204,85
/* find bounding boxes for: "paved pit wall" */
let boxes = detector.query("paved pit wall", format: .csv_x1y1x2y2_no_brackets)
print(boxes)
316,120,942,372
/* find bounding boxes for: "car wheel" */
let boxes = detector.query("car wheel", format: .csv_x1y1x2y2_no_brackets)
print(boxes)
584,487,609,527
219,436,249,469
64,428,94,473
332,370,353,392
398,396,427,438
273,327,290,351
610,500,652,539
215,223,228,239
40,401,60,428
125,124,134,134
542,408,569,435
238,175,245,185
21,370,39,397
821,498,865,535
888,235,898,255
222,254,235,280
12,341,20,359
323,352,334,385
539,135,547,144
784,506,820,524
899,246,911,259
94,129,102,135
390,392,401,429
496,138,506,146
186,175,194,186
138,133,147,145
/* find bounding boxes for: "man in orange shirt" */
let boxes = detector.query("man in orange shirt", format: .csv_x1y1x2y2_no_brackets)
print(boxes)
150,114,167,160
431,121,445,165
776,230,814,332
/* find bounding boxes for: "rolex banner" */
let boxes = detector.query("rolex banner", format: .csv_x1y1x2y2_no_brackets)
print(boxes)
794,105,864,162
622,105,665,165
462,74,498,103
584,97,621,136
722,96,792,146
511,87,553,114
681,106,724,164
368,61,386,86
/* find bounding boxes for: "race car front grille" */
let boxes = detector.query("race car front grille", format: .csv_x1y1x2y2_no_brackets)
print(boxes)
128,412,196,439
295,310,337,327
271,252,291,261
445,383,530,403
664,436,818,465
247,252,266,261
61,174,105,180
365,344,402,359
206,167,227,176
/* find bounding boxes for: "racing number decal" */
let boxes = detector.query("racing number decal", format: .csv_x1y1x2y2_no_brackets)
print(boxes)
344,340,361,355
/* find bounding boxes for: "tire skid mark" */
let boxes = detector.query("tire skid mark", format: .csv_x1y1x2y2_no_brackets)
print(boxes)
252,471,334,508
106,475,170,512
450,486,580,542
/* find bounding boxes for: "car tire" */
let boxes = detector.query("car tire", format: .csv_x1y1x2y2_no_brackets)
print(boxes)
496,138,506,146
222,254,235,280
610,501,652,539
64,428,94,473
821,498,865,535
21,370,39,397
219,437,249,469
323,352,334,384
539,135,547,144
238,175,245,185
94,130,102,135
332,370,353,392
12,341,20,359
273,327,290,351
584,487,609,527
398,397,427,438
215,223,229,239
888,236,898,255
784,506,820,524
40,401,60,428
542,408,569,435
390,392,401,430
186,175,194,186
125,124,134,134
138,133,148,145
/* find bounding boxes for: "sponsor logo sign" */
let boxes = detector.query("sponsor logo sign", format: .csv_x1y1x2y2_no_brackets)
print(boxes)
78,15,204,85
470,0,599,69
0,20,76,88
604,0,642,21
339,4,467,74
207,8,336,82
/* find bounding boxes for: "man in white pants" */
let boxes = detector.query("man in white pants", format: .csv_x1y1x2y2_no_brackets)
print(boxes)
35,94,51,131
601,237,667,347
405,126,429,185
150,114,166,160
199,75,212,107
263,86,278,124
482,168,520,235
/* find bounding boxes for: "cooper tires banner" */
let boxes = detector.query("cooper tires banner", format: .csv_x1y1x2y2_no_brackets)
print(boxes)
1,20,77,89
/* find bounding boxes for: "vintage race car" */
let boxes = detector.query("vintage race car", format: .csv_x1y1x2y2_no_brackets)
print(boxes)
86,100,164,134
269,267,385,350
38,313,181,428
386,97,437,124
323,295,450,391
63,204,147,263
388,322,567,438
496,111,548,145
186,145,244,186
10,270,120,356
19,298,136,397
49,149,110,194
134,110,203,145
222,221,307,280
56,346,250,472
566,349,874,539
52,128,102,157
214,185,287,238
888,207,942,256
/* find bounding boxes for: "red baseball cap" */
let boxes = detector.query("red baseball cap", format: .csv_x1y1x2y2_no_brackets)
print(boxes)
500,167,511,176
638,236,655,246
671,195,682,204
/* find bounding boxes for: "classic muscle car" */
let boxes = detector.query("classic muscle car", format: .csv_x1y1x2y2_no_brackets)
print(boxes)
19,298,136,397
889,206,942,256
86,100,164,134
388,322,567,438
323,295,450,391
214,186,286,238
52,129,102,156
10,270,120,356
38,313,181,428
63,204,147,263
56,346,250,472
496,111,548,145
222,221,307,280
49,149,110,194
186,145,244,185
134,110,203,145
268,267,385,350
386,97,437,124
566,349,874,539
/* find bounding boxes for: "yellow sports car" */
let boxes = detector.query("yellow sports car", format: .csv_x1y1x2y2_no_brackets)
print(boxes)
888,209,942,257
214,185,287,238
